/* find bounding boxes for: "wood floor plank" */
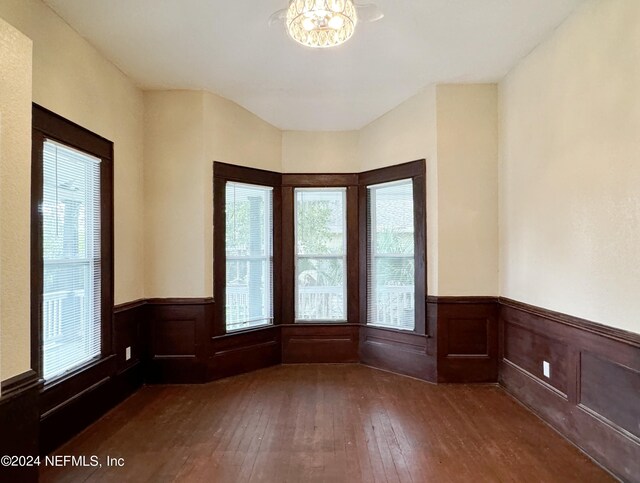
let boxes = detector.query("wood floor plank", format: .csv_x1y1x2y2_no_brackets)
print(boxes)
41,364,613,483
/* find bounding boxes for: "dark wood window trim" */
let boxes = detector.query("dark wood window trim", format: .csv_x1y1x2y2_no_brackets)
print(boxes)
31,104,114,388
213,162,283,337
281,174,360,325
214,160,426,335
359,159,427,335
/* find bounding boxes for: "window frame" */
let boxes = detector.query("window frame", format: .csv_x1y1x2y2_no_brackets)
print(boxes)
224,181,275,332
213,163,424,333
31,104,114,383
359,160,426,335
213,162,282,336
294,187,348,323
281,174,360,325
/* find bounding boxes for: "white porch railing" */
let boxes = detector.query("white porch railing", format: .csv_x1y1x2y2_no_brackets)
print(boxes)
42,289,85,345
297,285,344,320
225,285,414,328
369,285,414,329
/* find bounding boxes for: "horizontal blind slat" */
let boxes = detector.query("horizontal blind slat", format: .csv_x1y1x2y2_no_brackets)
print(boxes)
225,182,274,332
367,179,415,331
294,188,347,321
42,140,102,380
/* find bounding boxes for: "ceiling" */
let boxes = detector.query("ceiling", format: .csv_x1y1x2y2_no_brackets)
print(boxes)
44,0,585,131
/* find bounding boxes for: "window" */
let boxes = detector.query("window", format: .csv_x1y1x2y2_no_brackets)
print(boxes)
41,141,102,379
367,179,415,330
294,188,347,321
215,161,424,335
33,105,113,383
225,182,274,331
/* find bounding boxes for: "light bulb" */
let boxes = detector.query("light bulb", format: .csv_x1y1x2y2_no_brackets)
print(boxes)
328,15,344,29
303,18,315,31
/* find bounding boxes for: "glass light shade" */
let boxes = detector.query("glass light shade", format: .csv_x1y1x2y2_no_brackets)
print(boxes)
287,0,357,48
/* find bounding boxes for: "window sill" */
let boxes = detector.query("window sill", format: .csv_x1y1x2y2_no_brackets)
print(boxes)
212,324,278,340
284,321,358,327
40,354,116,393
365,324,426,337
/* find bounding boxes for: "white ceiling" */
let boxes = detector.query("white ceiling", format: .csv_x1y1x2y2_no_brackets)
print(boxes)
44,0,585,131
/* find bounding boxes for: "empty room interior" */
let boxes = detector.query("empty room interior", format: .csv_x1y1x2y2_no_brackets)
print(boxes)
0,0,639,481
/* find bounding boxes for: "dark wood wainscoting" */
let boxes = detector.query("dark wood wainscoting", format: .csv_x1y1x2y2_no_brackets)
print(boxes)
210,326,281,380
360,326,436,382
0,371,40,483
145,298,213,384
499,298,640,482
281,324,360,363
145,299,281,383
432,296,499,383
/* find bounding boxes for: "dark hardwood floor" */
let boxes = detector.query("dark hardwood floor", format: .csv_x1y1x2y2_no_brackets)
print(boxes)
41,365,612,482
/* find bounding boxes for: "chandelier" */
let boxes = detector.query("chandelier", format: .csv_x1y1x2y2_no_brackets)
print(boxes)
286,0,358,48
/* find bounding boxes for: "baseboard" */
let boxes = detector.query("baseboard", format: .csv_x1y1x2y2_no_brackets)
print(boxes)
498,298,640,481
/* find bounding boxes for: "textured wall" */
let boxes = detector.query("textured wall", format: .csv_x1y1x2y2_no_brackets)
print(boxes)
0,0,145,305
281,131,359,173
499,0,640,332
0,16,32,380
144,90,282,298
437,85,499,296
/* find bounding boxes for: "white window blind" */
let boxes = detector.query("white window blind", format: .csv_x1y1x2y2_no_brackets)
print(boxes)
294,188,347,321
42,139,102,380
367,179,415,330
225,182,273,331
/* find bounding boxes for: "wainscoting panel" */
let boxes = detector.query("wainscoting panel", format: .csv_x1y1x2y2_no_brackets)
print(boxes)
39,361,143,455
579,351,640,441
145,298,213,384
113,299,146,373
434,297,498,383
210,326,281,380
503,316,569,395
360,326,436,382
0,371,40,483
499,298,640,482
281,324,360,363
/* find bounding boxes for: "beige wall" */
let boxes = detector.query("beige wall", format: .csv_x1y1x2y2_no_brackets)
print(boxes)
144,91,206,298
0,0,146,306
282,131,359,172
359,87,440,294
358,85,499,296
144,84,500,299
0,17,32,380
144,90,282,298
437,85,499,295
499,0,640,333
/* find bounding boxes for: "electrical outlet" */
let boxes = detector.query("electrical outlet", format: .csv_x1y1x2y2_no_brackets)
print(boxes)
125,346,132,361
543,360,550,378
